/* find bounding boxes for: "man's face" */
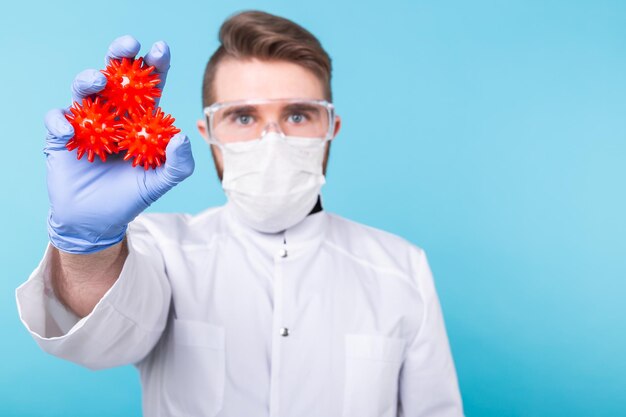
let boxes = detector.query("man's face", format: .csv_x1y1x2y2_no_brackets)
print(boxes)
197,58,341,180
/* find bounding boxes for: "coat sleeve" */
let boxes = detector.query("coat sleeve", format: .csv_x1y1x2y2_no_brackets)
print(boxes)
15,217,171,370
398,248,465,417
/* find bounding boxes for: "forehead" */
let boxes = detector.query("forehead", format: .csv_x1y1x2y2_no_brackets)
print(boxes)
213,58,325,103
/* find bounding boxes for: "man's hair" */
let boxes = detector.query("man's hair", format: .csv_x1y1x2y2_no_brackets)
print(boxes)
202,10,332,108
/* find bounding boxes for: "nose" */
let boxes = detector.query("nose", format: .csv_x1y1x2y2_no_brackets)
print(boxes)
260,121,285,138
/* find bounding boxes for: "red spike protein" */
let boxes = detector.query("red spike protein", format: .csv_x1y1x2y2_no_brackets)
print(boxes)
100,57,162,116
64,54,180,170
64,97,123,163
118,107,181,170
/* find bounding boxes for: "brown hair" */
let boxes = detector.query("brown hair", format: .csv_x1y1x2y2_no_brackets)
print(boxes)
202,10,332,107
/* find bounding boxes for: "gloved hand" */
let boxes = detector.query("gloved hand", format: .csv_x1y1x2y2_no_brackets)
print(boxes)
45,35,195,254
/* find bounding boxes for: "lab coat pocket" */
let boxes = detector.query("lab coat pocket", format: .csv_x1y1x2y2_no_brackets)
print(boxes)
162,318,226,417
341,333,406,417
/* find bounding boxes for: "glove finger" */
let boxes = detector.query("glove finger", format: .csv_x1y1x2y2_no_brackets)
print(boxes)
144,41,170,87
143,133,195,202
44,108,74,153
105,34,141,65
71,69,107,104
144,40,171,106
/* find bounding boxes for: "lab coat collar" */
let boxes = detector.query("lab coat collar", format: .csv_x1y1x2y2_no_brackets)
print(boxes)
222,195,329,252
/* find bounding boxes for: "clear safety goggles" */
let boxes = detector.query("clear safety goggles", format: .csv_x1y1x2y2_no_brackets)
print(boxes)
203,98,336,146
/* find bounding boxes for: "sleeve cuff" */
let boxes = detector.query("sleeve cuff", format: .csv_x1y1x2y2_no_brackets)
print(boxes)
15,233,139,341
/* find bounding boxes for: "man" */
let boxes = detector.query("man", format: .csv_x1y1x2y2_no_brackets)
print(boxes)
16,10,464,417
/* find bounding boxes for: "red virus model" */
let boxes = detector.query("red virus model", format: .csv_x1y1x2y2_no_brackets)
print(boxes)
65,97,123,163
118,106,180,170
100,57,161,116
65,56,179,170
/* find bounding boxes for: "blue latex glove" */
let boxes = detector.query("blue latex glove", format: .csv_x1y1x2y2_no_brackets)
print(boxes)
45,35,195,254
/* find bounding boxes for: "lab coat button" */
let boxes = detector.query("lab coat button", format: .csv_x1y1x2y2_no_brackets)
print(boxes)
279,248,288,258
280,327,289,337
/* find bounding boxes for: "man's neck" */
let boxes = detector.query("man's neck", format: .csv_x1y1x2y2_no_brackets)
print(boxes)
308,195,323,216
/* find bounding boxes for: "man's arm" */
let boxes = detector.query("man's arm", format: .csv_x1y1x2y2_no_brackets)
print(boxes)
50,238,128,318
15,35,193,371
398,248,465,417
16,221,172,370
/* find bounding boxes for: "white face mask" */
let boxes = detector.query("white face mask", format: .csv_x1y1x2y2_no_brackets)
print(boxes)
221,132,327,233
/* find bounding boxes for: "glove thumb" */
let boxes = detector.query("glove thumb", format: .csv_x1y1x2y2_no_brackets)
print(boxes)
162,133,195,183
142,133,195,203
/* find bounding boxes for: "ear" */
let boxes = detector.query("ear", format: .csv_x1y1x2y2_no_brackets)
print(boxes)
197,119,209,143
332,114,342,138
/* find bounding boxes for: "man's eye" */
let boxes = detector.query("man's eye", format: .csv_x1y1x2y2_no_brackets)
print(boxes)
288,113,308,124
234,114,254,125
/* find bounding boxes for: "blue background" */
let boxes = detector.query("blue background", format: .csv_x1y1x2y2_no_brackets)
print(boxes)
1,0,625,416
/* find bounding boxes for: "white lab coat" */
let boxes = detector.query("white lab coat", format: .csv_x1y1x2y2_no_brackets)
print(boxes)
16,203,464,417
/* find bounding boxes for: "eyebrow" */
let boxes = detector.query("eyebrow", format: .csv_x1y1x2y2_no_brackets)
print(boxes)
218,103,323,121
221,105,259,119
282,103,322,114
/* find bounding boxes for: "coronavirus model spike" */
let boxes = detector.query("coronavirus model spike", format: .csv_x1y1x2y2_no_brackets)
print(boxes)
117,107,181,170
65,97,123,163
100,57,162,116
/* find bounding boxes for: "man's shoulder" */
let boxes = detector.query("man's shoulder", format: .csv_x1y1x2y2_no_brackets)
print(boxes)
326,212,421,250
324,212,425,275
129,206,226,243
